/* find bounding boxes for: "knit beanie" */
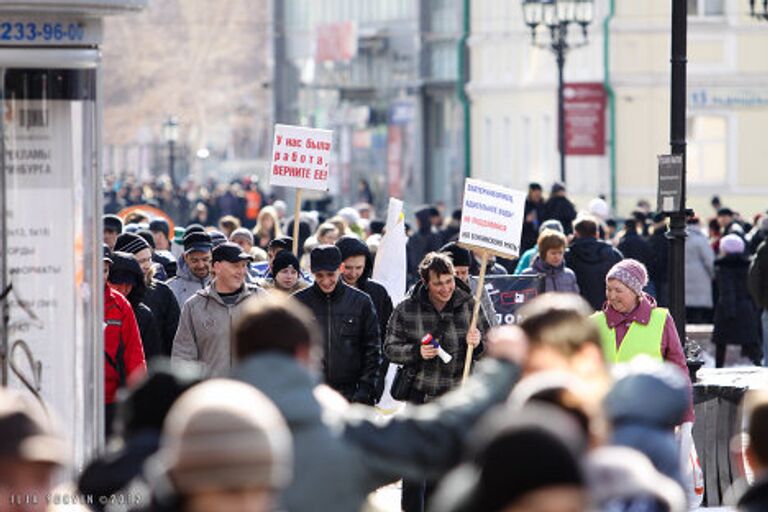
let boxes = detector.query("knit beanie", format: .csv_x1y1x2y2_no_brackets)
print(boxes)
605,259,648,297
720,234,745,255
114,233,150,255
272,251,301,276
160,379,292,493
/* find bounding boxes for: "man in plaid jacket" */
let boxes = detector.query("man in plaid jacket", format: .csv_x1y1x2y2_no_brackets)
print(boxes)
385,252,490,400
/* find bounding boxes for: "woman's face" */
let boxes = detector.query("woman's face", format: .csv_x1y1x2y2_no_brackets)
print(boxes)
275,266,298,290
262,215,274,231
606,279,638,313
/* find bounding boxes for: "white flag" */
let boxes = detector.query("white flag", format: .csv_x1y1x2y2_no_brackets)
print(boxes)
372,198,408,414
372,198,407,306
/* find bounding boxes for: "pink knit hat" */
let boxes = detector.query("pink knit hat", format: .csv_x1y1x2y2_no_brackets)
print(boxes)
606,259,648,296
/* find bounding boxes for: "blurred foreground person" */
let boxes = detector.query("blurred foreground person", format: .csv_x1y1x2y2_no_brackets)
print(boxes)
0,390,68,512
429,405,589,512
79,360,203,510
729,390,768,511
232,293,527,512
138,379,291,512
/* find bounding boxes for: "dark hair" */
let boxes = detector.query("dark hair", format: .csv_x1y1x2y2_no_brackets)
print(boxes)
418,252,455,283
529,182,542,191
573,216,598,238
233,294,319,360
518,293,604,359
537,229,567,258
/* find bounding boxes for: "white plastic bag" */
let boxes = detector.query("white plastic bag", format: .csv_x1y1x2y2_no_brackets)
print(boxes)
678,422,705,509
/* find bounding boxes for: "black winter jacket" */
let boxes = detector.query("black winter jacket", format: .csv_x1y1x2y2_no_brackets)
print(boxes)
617,231,655,277
713,254,760,347
737,476,768,512
749,240,768,310
565,237,624,311
542,195,577,235
293,281,381,404
142,280,180,357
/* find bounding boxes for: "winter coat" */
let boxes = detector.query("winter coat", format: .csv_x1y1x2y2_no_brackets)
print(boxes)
166,262,211,309
385,279,489,397
648,228,669,286
713,254,761,347
406,230,443,285
79,429,160,511
617,231,655,278
142,280,180,357
133,302,163,362
737,475,768,512
565,237,624,311
685,227,715,308
171,283,259,377
104,286,146,404
293,281,382,404
521,255,580,294
748,240,768,310
542,195,577,235
231,352,521,512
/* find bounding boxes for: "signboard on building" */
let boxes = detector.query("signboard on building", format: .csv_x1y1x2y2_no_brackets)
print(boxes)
459,178,525,258
269,124,332,192
689,87,768,109
657,154,684,213
315,21,357,62
564,82,606,156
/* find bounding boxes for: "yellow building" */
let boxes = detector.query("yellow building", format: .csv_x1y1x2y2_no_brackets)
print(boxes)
469,0,768,220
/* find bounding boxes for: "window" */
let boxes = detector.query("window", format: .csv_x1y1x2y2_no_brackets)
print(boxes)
687,115,727,184
688,0,724,17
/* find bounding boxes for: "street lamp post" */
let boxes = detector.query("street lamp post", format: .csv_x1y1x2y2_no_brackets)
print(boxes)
162,116,179,187
521,0,595,184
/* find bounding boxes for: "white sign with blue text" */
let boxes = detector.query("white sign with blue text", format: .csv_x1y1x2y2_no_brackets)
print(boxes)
459,178,525,259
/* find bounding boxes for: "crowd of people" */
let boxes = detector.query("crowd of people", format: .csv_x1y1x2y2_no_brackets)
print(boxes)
2,176,768,512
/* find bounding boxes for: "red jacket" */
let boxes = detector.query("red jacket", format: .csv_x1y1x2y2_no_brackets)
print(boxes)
104,286,147,404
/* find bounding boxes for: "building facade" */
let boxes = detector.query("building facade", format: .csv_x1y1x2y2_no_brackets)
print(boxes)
277,0,468,214
469,0,768,219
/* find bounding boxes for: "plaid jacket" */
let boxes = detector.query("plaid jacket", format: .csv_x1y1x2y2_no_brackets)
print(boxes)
384,280,489,397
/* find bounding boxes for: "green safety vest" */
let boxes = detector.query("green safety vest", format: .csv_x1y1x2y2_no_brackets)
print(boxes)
591,308,667,364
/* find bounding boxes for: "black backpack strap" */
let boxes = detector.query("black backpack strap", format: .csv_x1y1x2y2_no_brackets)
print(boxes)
104,303,127,387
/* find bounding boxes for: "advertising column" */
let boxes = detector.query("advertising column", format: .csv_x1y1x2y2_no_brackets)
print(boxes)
2,67,98,468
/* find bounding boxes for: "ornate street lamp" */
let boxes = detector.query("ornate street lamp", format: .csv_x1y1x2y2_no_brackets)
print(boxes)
520,0,595,184
162,116,179,187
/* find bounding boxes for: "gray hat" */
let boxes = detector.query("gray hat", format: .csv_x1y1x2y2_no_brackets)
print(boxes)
159,379,292,493
230,228,255,246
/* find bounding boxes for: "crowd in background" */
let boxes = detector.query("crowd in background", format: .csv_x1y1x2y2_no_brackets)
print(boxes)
2,176,768,512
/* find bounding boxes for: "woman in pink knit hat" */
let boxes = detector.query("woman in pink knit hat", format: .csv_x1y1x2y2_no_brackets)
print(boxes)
590,258,694,422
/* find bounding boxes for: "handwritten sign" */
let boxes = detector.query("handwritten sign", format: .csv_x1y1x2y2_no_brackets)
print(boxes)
459,178,525,258
269,124,332,191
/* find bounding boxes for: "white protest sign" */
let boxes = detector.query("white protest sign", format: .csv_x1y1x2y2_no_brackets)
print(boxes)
269,124,332,191
459,178,525,258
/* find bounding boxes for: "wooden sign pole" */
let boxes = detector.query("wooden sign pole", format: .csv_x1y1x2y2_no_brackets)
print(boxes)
462,250,488,385
292,189,302,257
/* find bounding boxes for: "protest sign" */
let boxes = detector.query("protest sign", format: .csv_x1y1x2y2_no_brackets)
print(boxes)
458,178,526,259
270,124,332,191
269,123,333,254
459,179,526,384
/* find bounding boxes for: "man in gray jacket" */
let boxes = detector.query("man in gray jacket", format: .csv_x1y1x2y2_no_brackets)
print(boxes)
167,231,213,308
172,242,261,376
231,293,526,512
